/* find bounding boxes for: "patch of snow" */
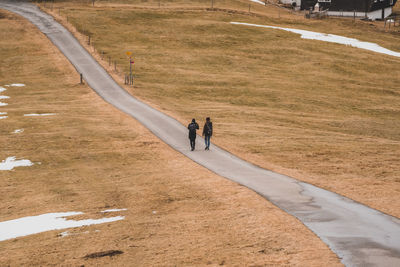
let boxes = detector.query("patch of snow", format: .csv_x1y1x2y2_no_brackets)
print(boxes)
13,129,24,134
0,156,34,171
4,85,10,87
59,230,90,238
0,96,10,99
10,84,25,87
0,102,8,107
0,112,6,115
230,22,400,58
250,0,265,4
152,211,157,214
0,87,6,93
24,113,57,117
0,116,8,120
0,212,124,242
59,231,70,237
101,208,128,213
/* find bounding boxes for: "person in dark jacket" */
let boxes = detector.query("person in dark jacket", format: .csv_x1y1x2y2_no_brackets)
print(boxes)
187,118,199,151
202,117,213,150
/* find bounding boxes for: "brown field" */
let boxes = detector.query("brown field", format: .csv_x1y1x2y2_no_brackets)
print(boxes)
394,1,400,13
0,9,341,266
39,0,400,219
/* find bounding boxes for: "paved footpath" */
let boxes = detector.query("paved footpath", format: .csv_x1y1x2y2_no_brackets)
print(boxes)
1,1,400,266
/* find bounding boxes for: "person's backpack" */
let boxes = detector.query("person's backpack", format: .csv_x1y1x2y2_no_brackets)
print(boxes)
206,122,212,135
188,123,197,133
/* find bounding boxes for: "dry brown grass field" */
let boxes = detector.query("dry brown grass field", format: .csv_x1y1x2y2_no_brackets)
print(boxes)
0,9,342,266
394,1,400,14
39,0,400,219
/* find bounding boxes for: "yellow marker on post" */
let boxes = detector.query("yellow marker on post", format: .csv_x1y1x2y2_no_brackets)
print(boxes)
125,51,133,86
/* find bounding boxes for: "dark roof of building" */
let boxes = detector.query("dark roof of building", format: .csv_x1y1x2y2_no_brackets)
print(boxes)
302,0,398,12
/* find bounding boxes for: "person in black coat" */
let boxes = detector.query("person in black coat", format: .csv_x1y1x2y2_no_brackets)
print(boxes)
187,118,199,151
202,117,213,150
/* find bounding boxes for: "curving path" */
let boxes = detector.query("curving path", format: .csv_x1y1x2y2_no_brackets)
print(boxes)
1,1,399,266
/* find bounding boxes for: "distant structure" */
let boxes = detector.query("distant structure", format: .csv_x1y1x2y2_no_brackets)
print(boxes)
280,0,302,9
279,0,398,20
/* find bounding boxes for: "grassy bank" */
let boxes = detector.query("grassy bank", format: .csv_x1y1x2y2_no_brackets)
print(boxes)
41,0,400,218
0,9,341,266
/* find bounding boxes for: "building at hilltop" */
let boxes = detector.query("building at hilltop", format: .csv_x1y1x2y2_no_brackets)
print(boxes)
279,0,398,20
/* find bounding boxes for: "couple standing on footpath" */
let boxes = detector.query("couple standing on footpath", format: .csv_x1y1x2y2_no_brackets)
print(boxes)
187,117,213,151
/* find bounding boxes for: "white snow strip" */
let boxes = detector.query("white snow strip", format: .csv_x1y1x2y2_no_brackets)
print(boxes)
0,96,10,99
101,208,128,213
10,83,25,87
230,22,400,58
0,112,7,119
0,102,8,107
24,113,57,117
0,156,33,170
0,212,125,242
13,129,24,134
250,0,265,5
59,231,70,237
59,230,90,238
0,87,6,93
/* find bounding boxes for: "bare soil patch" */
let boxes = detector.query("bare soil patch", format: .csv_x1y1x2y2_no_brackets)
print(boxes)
84,250,124,259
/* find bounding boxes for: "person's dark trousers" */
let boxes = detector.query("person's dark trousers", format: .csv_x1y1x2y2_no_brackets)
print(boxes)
190,138,196,151
204,135,211,150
